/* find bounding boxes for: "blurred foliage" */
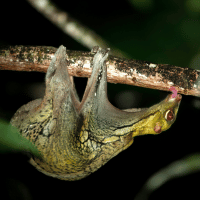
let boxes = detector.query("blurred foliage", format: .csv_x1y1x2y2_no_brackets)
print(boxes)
134,153,200,200
0,119,40,157
129,0,155,11
93,0,200,70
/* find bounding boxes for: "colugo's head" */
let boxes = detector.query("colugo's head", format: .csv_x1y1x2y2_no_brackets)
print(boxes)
130,93,182,137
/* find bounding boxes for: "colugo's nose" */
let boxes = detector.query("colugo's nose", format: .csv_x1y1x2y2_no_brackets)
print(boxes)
166,93,182,103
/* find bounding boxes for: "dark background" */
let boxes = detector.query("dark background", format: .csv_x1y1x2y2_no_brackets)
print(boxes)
0,0,200,199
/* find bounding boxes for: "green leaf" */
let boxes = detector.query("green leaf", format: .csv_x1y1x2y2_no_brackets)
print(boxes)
0,119,41,157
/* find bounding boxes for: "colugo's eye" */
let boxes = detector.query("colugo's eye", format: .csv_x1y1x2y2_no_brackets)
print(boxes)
165,109,174,121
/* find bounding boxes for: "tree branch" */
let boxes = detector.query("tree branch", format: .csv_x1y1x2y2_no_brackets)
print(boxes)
1,45,200,97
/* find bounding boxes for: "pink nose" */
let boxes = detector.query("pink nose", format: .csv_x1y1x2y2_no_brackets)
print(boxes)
166,93,182,103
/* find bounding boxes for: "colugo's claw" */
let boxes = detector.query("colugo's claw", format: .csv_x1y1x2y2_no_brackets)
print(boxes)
10,45,181,181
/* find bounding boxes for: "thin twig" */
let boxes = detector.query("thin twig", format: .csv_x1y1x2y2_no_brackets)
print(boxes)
26,0,126,58
0,45,200,97
134,153,200,200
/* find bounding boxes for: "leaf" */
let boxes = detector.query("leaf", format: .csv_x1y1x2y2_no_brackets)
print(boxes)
0,119,41,157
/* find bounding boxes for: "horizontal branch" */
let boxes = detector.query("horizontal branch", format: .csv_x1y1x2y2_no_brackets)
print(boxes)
1,45,200,97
